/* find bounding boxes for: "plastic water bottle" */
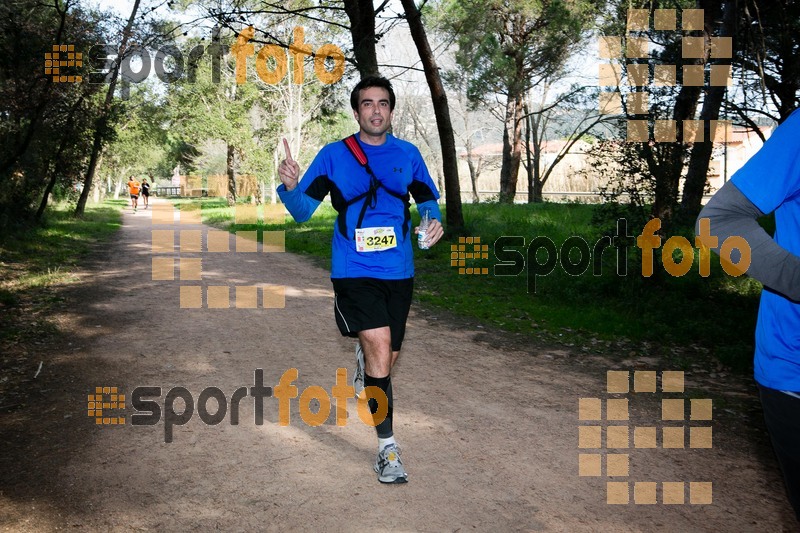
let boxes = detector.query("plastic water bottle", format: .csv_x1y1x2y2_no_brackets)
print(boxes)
418,208,430,249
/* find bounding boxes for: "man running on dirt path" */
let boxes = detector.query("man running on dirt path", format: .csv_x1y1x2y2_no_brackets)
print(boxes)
277,76,444,484
127,176,141,212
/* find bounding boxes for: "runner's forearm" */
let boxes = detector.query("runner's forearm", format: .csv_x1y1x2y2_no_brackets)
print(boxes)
697,181,800,301
277,183,321,223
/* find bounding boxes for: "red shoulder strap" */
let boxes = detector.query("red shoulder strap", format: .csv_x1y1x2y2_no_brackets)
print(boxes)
342,134,368,167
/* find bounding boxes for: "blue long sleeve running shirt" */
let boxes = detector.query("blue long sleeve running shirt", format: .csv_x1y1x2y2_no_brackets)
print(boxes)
728,110,800,391
277,133,441,280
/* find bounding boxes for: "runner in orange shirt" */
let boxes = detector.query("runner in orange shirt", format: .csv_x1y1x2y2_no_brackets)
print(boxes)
127,176,141,212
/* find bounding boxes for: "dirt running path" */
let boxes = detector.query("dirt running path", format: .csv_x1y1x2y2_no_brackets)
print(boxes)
1,198,796,531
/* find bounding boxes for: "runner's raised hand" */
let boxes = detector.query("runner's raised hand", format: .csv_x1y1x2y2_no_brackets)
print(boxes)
278,138,300,191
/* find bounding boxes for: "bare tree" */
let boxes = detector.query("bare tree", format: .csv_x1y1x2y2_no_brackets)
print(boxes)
400,0,464,233
75,0,142,216
681,0,737,220
522,83,612,203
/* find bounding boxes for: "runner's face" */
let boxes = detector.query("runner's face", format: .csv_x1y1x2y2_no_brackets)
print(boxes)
353,87,393,141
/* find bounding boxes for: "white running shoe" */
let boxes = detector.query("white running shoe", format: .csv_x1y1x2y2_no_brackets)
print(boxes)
374,443,408,484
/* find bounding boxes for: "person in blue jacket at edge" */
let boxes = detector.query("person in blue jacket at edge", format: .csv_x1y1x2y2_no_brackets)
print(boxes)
277,76,444,484
697,108,800,521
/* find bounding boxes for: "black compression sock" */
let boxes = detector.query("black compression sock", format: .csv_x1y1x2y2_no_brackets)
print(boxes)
364,373,393,439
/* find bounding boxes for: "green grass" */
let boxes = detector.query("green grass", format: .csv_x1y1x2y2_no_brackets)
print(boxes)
415,203,761,371
172,197,336,269
174,198,762,372
0,200,123,342
0,201,123,288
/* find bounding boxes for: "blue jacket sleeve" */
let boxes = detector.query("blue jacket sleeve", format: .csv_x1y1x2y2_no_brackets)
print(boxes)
277,146,333,222
277,183,321,223
404,142,441,221
416,199,442,221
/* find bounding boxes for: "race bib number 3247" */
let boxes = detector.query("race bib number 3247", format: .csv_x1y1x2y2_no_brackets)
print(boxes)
355,227,397,252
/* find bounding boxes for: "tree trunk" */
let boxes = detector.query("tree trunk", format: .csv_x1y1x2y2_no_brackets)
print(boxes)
463,103,480,203
36,94,85,220
524,103,534,203
529,106,544,204
681,0,737,221
35,160,56,221
400,0,465,233
466,156,480,203
650,0,714,225
533,176,544,203
253,181,263,205
499,88,524,203
75,0,142,216
532,142,543,203
650,93,703,222
113,171,126,200
226,143,237,206
649,145,685,225
343,0,380,78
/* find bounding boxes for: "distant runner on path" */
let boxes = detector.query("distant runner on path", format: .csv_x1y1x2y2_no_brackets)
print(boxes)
140,177,150,209
277,76,444,484
127,176,141,212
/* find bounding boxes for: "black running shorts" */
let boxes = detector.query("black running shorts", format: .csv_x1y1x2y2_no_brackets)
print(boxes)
332,277,414,352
